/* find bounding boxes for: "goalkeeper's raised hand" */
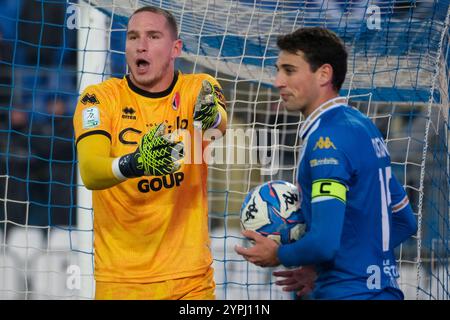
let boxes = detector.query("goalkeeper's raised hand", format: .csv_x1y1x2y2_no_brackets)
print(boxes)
193,80,224,130
117,123,184,177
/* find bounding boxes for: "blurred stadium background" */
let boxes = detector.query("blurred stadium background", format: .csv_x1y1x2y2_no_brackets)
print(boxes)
0,0,449,299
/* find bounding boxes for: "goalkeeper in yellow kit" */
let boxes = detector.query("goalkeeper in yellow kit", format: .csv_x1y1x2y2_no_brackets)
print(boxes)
73,6,227,299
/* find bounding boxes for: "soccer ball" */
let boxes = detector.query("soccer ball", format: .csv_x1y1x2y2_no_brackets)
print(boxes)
240,180,306,245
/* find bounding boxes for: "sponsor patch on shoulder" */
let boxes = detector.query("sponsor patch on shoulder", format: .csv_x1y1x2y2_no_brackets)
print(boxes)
82,107,100,129
310,157,339,167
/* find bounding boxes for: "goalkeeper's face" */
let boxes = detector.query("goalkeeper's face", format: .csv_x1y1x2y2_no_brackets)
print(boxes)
126,11,182,91
274,51,323,116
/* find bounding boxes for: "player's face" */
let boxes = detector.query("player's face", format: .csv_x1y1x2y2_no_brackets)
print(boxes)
274,51,321,116
126,11,182,91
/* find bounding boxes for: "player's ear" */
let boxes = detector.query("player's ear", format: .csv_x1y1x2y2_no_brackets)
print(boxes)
317,63,333,87
172,38,183,59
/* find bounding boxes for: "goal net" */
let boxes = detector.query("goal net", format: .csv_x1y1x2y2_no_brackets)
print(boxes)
0,0,448,300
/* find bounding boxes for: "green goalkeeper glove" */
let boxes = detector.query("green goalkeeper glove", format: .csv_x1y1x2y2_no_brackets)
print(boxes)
118,123,184,177
193,80,225,130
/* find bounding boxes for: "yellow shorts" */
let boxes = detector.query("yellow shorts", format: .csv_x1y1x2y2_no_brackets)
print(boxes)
95,267,215,300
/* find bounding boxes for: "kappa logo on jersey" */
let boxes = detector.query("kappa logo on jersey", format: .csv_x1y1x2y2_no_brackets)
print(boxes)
313,136,337,150
80,93,99,105
122,107,137,120
172,92,180,111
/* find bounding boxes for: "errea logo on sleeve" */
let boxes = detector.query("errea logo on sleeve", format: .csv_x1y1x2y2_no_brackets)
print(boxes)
80,93,99,105
82,107,100,129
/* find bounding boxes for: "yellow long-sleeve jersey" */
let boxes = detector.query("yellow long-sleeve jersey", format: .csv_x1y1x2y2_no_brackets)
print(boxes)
73,71,226,283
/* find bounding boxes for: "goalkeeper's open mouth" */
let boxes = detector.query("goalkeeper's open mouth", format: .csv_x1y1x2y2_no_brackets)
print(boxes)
136,58,150,74
280,93,291,102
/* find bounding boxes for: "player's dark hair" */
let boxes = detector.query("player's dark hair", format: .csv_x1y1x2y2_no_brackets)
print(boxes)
277,27,347,92
129,6,178,39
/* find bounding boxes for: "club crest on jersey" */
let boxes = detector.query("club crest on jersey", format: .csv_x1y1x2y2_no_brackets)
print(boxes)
172,92,180,111
313,136,337,150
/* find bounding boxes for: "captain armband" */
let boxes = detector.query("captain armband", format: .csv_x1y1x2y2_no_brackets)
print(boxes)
311,179,347,204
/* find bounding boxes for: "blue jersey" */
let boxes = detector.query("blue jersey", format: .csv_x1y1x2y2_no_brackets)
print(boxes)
278,97,416,300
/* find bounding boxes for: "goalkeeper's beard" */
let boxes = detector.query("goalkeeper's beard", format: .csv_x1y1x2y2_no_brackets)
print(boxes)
130,60,171,90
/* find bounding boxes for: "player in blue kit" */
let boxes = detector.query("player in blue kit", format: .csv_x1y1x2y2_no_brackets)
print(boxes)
235,27,418,300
